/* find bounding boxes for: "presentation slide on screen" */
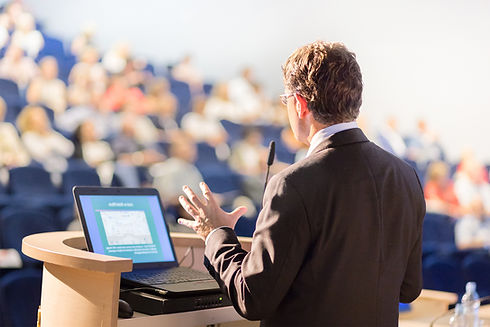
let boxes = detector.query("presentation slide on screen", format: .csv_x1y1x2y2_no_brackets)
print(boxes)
80,195,175,263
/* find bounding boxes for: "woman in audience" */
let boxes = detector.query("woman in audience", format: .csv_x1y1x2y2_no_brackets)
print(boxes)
17,105,74,173
424,161,462,217
11,12,43,58
455,199,490,250
26,56,67,114
0,96,30,168
73,119,114,184
68,46,107,100
0,44,38,89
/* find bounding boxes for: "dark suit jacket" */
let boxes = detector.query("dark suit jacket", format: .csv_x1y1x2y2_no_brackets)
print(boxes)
204,128,425,326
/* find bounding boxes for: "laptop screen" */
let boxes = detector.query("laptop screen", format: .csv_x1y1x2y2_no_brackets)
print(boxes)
78,194,176,264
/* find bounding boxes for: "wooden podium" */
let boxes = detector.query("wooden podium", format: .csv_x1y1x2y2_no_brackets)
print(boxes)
22,231,253,327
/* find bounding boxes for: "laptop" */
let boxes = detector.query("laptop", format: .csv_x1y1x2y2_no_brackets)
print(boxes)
73,186,221,296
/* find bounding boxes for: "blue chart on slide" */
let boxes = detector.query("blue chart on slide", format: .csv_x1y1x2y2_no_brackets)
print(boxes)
81,195,175,263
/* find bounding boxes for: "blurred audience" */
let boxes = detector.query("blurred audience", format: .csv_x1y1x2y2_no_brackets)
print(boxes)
171,55,203,94
376,116,407,158
0,96,30,168
16,105,73,173
424,161,461,217
0,44,38,88
11,12,43,57
26,56,67,114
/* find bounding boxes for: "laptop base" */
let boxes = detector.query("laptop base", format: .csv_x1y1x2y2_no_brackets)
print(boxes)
120,289,232,315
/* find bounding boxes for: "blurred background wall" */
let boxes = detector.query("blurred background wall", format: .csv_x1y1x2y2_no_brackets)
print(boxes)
15,0,490,161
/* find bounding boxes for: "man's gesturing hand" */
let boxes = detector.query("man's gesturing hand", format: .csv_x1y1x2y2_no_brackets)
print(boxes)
177,182,247,241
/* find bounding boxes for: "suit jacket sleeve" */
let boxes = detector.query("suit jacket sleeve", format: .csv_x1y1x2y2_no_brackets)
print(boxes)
400,169,426,303
204,174,311,320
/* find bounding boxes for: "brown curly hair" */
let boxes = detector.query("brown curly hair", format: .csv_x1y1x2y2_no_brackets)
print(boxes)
282,41,363,125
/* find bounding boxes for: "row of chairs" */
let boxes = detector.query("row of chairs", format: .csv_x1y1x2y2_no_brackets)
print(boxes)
421,212,490,298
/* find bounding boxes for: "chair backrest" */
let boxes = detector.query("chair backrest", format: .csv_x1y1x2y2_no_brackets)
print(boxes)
0,78,24,123
61,168,101,194
463,253,490,297
8,166,58,195
423,212,456,245
423,253,466,295
0,208,58,264
169,79,192,124
221,120,244,146
0,269,42,327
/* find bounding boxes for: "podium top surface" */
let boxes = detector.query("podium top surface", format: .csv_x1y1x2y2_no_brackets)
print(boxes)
22,231,133,273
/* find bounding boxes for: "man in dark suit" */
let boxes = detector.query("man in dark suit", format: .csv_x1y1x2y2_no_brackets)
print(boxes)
178,41,425,326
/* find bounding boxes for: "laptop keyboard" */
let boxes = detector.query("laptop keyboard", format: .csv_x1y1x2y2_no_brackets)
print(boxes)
125,267,212,285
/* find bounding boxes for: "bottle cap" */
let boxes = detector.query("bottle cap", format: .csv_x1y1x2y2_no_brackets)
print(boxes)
466,281,476,292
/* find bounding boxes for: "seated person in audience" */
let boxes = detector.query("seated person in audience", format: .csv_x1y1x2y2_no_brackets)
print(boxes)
150,132,203,229
102,41,130,75
0,1,24,32
111,112,164,186
229,127,268,204
70,22,96,57
0,44,38,89
145,78,178,129
27,56,67,115
203,82,239,122
376,116,407,158
454,151,490,216
68,45,107,99
73,119,115,185
405,119,446,168
0,248,22,269
227,67,265,123
0,14,10,50
0,96,30,168
171,55,203,94
455,199,490,250
99,74,145,112
17,105,74,173
424,161,462,217
181,96,228,148
11,12,43,58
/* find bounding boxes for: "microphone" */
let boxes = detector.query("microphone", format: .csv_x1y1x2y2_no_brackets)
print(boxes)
264,141,275,193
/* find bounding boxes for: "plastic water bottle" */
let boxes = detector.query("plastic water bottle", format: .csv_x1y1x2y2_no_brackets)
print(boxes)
461,281,481,327
449,304,465,327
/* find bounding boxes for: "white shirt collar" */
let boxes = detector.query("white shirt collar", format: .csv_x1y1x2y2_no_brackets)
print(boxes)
305,121,358,157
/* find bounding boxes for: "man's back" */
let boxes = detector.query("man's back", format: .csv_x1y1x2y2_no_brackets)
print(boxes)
205,128,425,326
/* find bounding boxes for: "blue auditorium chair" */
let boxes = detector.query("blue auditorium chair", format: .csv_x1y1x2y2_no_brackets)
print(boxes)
0,78,24,123
169,79,192,124
203,83,213,96
0,269,42,327
422,212,457,253
463,253,490,298
0,182,10,209
36,34,65,62
8,166,65,209
61,167,101,194
423,253,466,296
221,120,244,146
0,208,58,266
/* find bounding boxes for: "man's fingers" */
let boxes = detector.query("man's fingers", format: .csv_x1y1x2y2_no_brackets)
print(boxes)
177,218,198,230
230,206,248,219
183,185,204,208
179,195,199,218
200,182,215,204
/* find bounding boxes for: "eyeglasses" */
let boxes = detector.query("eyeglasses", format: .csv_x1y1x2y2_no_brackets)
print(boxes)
279,93,295,106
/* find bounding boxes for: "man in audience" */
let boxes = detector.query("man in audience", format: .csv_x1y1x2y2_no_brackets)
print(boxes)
0,44,38,89
178,41,425,326
0,96,30,168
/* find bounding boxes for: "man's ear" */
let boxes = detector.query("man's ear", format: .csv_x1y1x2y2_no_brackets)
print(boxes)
294,94,309,119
